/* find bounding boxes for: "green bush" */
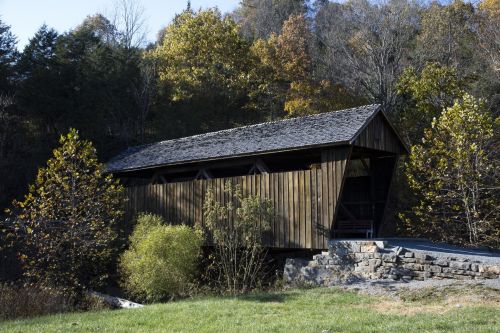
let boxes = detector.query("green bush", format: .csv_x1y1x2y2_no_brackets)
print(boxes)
119,214,203,302
203,181,273,295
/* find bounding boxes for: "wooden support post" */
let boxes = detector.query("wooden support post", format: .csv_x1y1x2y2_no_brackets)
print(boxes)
248,158,270,174
255,158,270,174
159,175,168,184
339,202,358,224
369,157,376,236
195,168,213,180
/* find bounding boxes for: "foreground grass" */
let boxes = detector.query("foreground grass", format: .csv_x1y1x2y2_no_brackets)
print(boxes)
1,287,499,333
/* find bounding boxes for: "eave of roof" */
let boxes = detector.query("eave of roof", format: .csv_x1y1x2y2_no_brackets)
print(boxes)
109,141,351,174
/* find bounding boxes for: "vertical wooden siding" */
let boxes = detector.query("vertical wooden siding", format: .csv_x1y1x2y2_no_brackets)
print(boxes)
123,148,349,249
354,113,405,154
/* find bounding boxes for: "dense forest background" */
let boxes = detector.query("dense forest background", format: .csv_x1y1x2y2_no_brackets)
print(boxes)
0,0,498,219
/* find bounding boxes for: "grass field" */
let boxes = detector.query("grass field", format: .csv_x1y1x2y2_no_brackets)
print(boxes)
1,287,499,333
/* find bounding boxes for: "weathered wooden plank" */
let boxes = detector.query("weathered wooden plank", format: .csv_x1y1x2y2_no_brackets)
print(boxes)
320,153,328,249
273,173,279,248
353,113,404,154
276,173,282,248
263,173,270,246
293,171,300,247
327,150,334,233
305,170,311,249
298,171,305,248
178,182,181,222
282,172,288,247
310,170,317,249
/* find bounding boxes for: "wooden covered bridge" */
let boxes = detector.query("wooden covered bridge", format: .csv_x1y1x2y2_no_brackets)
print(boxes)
107,105,408,249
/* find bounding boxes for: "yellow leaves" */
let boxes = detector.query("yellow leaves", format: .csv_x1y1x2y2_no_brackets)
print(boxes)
348,30,370,56
150,9,251,102
405,92,497,246
479,0,500,14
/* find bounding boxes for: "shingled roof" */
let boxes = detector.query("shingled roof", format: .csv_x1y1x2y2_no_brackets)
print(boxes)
107,104,383,173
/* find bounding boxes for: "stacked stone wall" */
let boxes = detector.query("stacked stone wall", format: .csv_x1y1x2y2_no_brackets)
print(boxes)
284,241,500,286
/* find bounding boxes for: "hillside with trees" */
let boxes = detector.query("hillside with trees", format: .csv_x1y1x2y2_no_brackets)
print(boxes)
0,0,498,247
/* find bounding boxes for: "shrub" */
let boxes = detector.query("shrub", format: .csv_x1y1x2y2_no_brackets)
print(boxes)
203,181,273,295
0,284,72,320
119,213,203,302
7,129,124,294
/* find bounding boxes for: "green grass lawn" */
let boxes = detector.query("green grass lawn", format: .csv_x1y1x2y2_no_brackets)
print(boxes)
1,287,499,333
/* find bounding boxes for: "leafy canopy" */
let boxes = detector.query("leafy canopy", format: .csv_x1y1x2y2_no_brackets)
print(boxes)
403,94,499,247
396,63,467,144
250,14,360,118
152,8,252,102
9,129,124,292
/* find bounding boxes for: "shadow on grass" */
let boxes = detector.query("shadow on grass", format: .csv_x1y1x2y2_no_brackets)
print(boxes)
236,292,297,303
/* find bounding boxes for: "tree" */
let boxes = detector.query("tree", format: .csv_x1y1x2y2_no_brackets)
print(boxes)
0,19,17,94
0,21,24,211
313,0,419,111
403,94,499,248
416,1,476,73
150,9,254,132
233,0,307,40
16,24,61,138
9,129,124,293
111,0,148,50
415,0,498,101
395,63,467,144
51,15,145,151
250,13,361,118
475,0,500,78
203,181,273,294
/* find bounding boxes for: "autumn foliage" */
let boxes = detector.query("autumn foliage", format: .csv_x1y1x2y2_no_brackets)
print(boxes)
403,95,499,247
8,129,124,292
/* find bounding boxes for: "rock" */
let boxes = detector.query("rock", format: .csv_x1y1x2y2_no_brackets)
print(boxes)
382,253,398,263
404,252,414,258
426,265,442,273
449,262,471,270
402,258,416,263
414,253,431,260
390,267,411,276
486,265,500,275
434,259,449,267
361,245,379,253
88,291,143,309
392,246,406,255
403,263,424,271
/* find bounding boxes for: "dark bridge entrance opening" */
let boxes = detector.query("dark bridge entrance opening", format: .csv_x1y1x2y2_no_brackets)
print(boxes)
332,150,397,239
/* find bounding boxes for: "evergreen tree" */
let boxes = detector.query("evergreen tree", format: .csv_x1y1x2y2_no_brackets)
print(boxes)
0,19,17,94
9,129,124,292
